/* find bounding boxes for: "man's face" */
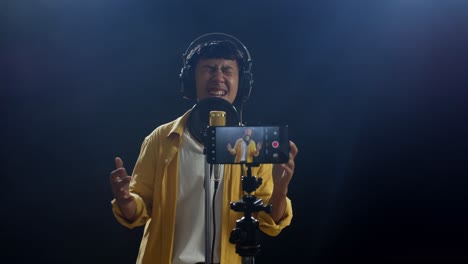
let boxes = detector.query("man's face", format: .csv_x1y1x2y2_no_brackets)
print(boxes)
194,58,239,104
243,128,252,140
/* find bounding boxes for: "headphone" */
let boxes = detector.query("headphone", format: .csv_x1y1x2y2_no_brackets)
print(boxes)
179,32,254,104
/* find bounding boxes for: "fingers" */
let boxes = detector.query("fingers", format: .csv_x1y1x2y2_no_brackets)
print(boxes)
289,141,298,159
110,170,132,202
119,194,135,203
115,184,134,201
281,155,295,174
277,141,297,178
110,157,130,190
110,169,131,183
112,157,129,179
109,157,133,205
115,157,124,169
114,184,135,205
272,163,293,183
281,140,297,171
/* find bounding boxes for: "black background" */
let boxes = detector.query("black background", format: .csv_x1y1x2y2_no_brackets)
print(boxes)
2,0,468,263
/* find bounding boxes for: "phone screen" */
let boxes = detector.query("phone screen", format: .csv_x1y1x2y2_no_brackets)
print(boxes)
205,126,289,164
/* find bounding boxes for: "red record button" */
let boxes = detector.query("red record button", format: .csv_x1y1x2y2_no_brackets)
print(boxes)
272,141,279,148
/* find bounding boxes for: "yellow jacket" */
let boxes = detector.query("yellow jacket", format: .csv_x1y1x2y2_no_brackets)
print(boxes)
230,138,259,163
111,110,293,264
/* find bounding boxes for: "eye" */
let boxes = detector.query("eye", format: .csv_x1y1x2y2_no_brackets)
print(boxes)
223,68,234,75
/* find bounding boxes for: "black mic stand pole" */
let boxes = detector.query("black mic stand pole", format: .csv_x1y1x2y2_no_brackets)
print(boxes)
204,161,213,264
229,164,272,264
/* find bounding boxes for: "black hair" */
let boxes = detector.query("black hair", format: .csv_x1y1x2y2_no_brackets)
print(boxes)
186,40,246,71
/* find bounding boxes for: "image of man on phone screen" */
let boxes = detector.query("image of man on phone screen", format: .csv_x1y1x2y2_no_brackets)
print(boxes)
226,128,263,163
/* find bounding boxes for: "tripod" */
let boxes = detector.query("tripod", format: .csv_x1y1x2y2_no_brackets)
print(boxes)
229,164,272,264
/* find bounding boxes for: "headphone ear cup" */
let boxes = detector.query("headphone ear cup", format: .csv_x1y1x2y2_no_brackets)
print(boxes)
179,65,196,100
238,67,253,103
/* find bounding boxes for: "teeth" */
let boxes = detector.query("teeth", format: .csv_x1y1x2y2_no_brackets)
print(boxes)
209,90,226,96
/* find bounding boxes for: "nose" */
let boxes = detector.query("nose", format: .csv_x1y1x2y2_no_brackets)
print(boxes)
211,68,225,83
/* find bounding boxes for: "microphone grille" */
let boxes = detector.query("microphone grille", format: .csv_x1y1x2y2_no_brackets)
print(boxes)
209,111,226,126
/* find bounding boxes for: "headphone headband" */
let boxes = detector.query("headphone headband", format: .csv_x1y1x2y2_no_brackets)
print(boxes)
182,32,252,70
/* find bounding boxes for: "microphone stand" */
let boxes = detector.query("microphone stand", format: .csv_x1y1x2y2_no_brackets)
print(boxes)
230,164,272,264
204,161,213,264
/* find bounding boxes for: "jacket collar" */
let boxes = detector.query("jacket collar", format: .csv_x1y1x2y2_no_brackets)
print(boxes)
166,109,192,145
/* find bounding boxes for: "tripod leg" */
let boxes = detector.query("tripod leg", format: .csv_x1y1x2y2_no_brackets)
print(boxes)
242,256,255,264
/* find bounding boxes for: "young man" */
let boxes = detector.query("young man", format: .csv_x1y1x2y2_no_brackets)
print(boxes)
109,35,298,264
227,128,262,163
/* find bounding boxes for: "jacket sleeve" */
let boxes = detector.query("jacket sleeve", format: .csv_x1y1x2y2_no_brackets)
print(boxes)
111,133,159,229
253,164,293,237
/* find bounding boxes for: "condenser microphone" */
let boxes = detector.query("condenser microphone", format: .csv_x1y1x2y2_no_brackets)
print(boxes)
209,111,226,186
209,110,226,126
187,97,239,144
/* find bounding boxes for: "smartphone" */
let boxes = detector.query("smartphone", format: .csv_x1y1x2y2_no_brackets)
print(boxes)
205,126,290,164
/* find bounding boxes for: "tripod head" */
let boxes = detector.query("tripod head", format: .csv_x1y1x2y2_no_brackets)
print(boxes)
229,164,272,258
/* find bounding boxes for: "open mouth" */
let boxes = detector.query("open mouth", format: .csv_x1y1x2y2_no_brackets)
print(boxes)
208,89,227,97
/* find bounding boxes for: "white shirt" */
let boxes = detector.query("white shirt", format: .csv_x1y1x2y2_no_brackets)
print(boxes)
239,140,247,162
172,128,224,264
